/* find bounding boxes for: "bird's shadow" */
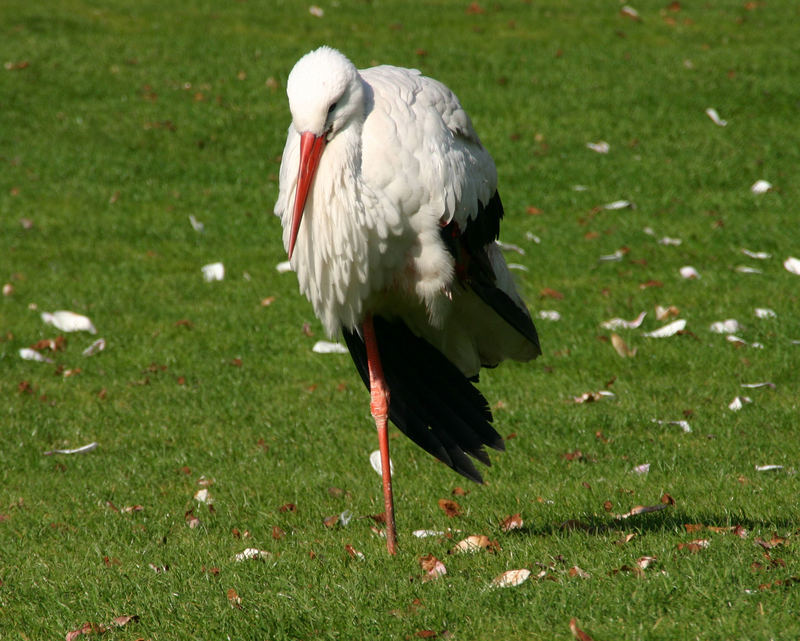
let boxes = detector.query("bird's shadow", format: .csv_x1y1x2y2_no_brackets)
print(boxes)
511,510,797,539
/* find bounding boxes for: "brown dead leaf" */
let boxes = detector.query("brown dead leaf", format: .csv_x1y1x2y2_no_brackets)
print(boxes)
66,622,106,641
344,543,364,559
500,513,523,532
278,503,297,513
639,280,663,289
111,615,139,628
636,556,657,569
611,333,637,357
755,534,788,550
569,618,596,641
465,1,485,13
526,205,543,215
272,526,285,540
227,588,242,608
323,514,340,528
540,287,564,299
451,486,468,496
609,564,644,577
419,554,447,580
568,566,590,579
677,539,710,553
437,498,461,518
184,509,200,528
603,500,613,512
615,532,637,545
30,336,66,352
661,493,675,506
449,534,499,554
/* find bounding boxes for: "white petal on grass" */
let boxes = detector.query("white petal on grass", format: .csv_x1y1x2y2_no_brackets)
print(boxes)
571,184,588,192
750,180,772,194
507,263,529,271
412,529,446,538
369,449,393,477
188,215,204,232
538,310,561,321
658,236,683,246
234,548,270,562
201,262,225,282
43,442,98,456
82,338,106,356
603,199,634,210
632,463,650,475
643,319,686,337
783,257,800,275
726,335,763,349
741,248,771,260
276,261,293,273
653,419,692,433
194,488,212,504
41,310,97,334
755,308,776,319
680,265,700,279
496,240,525,255
312,340,348,354
491,568,531,588
728,396,753,411
643,226,655,236
309,5,324,17
19,348,53,363
705,107,727,127
755,464,783,472
735,265,762,274
601,311,646,330
586,141,610,154
339,510,353,526
710,319,740,334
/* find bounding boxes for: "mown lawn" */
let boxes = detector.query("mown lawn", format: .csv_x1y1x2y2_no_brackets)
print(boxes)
1,1,799,639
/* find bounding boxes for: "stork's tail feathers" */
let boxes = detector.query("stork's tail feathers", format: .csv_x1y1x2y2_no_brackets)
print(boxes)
342,317,503,483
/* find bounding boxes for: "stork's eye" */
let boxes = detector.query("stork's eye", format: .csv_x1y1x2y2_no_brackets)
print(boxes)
327,102,337,115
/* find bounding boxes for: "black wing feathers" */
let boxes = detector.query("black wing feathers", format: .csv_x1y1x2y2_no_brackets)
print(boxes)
441,190,541,355
342,317,503,483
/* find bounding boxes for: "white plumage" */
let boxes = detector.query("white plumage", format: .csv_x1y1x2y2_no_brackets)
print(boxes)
274,47,540,553
275,46,536,376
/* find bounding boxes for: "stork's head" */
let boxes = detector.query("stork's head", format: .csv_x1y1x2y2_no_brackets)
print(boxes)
285,46,364,259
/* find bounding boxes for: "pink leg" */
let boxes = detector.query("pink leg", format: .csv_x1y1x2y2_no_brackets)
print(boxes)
362,314,397,555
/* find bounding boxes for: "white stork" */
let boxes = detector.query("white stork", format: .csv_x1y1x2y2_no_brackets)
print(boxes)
274,46,540,554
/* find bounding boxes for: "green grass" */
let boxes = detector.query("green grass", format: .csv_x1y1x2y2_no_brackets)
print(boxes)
2,1,800,639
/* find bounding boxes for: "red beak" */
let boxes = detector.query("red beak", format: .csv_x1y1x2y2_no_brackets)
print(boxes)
288,131,327,260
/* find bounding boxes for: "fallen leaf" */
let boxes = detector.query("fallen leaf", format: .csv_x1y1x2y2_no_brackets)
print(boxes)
540,287,564,299
227,588,242,608
19,348,53,363
705,107,727,126
41,310,97,334
278,503,297,512
754,307,776,319
369,450,394,476
611,333,636,357
784,257,800,275
82,338,106,356
755,464,783,472
742,248,771,259
419,554,447,580
569,618,596,641
679,265,700,279
678,538,710,552
750,180,772,194
312,340,348,354
603,199,634,210
642,319,686,337
201,262,224,282
631,463,650,475
728,396,753,411
491,568,531,588
586,141,610,154
652,419,691,433
710,319,740,334
568,566,591,578
538,310,561,321
43,442,98,456
755,534,788,550
344,544,365,560
500,513,523,532
601,311,646,330
636,556,657,569
450,535,498,554
615,532,637,545
438,499,462,518
233,548,270,562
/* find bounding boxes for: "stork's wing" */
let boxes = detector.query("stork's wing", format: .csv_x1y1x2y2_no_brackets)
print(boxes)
342,316,503,483
360,64,497,230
